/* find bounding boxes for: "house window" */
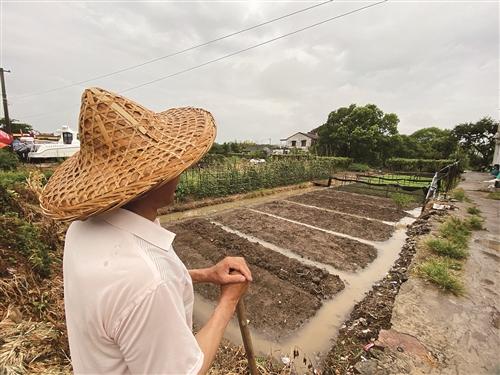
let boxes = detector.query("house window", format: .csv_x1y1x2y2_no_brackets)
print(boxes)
291,140,296,147
301,140,307,147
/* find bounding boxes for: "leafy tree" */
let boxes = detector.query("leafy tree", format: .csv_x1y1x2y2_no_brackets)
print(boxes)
0,118,33,134
452,117,498,170
315,104,399,164
409,127,456,159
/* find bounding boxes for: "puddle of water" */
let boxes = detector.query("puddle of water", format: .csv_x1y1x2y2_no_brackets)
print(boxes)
193,214,417,360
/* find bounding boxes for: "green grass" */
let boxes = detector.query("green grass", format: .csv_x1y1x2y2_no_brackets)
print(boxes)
391,192,417,209
425,238,468,259
467,215,484,230
362,174,431,188
418,258,464,295
487,191,500,200
438,217,471,249
467,206,481,215
450,188,466,202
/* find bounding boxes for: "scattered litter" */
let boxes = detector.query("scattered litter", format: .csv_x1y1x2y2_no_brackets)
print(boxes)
281,356,291,365
363,343,375,352
361,329,371,334
432,203,451,210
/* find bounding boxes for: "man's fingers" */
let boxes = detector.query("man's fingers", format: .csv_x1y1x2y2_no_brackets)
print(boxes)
225,273,246,283
227,258,253,281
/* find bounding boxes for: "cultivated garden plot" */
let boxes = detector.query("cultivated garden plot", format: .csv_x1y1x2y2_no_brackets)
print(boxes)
253,200,394,241
164,218,345,340
210,208,377,272
289,189,409,222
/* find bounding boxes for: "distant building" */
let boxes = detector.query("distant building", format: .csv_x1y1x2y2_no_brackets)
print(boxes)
280,132,319,150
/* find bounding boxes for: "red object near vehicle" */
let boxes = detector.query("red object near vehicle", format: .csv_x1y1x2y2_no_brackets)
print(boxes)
0,130,13,146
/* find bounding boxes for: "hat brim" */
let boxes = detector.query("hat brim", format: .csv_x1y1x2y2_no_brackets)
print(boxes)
40,107,216,221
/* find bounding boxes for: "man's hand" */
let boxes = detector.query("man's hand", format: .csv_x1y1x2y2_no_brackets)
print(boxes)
208,257,252,285
219,275,249,306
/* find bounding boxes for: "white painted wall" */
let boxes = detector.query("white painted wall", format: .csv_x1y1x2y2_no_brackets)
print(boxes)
285,133,314,149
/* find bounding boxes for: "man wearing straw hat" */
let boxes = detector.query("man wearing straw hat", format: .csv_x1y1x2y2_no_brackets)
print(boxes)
40,87,253,374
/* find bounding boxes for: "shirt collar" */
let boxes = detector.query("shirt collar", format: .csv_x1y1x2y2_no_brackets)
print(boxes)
98,208,176,250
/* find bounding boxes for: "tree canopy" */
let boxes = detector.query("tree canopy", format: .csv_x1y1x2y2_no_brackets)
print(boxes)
313,105,497,170
0,118,33,134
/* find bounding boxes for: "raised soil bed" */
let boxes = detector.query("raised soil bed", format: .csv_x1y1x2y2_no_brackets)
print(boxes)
253,200,394,241
164,218,345,340
289,190,408,222
211,209,377,272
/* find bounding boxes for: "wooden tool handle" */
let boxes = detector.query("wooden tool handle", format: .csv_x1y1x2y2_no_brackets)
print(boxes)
236,299,259,375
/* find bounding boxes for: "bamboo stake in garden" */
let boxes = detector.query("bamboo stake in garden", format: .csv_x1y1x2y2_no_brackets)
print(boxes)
236,299,259,375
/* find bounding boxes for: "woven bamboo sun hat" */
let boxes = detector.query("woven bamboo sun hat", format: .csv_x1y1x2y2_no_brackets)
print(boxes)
40,87,216,221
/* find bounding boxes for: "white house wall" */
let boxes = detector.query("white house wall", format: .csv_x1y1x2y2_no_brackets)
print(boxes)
286,134,313,149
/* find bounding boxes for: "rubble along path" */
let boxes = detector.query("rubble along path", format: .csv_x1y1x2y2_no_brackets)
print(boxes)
355,172,500,374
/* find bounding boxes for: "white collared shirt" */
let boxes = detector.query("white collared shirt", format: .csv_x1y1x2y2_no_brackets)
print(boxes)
63,208,203,374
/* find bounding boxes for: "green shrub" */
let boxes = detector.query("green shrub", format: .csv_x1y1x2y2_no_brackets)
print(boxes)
0,213,52,277
418,259,464,295
348,163,370,172
425,238,468,259
467,215,484,230
176,157,351,202
466,206,481,215
386,158,454,173
0,148,19,171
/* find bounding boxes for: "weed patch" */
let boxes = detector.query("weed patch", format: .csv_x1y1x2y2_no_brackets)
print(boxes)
466,206,481,215
0,213,52,277
467,215,484,230
487,191,500,200
450,188,466,202
418,258,464,295
438,217,471,249
391,193,416,209
425,238,468,259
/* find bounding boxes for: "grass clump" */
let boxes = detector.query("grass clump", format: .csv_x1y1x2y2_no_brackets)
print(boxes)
425,238,468,259
467,215,484,230
418,258,464,295
450,188,466,202
487,191,500,200
466,206,481,215
391,193,416,209
438,217,471,249
0,213,52,277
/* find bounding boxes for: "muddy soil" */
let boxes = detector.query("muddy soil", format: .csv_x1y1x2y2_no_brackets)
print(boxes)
321,214,433,374
289,190,408,222
164,218,344,340
211,209,377,272
254,200,394,241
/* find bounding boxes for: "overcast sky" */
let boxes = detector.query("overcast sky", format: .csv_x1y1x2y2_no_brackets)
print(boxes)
1,0,498,143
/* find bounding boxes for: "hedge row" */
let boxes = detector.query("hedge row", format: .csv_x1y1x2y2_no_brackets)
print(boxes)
176,157,351,201
386,158,455,172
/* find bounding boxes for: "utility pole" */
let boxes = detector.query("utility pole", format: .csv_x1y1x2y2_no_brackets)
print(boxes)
0,68,12,134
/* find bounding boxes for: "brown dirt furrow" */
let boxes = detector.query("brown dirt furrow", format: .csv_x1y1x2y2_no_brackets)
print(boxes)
289,190,407,222
165,218,344,340
211,209,377,272
254,200,394,241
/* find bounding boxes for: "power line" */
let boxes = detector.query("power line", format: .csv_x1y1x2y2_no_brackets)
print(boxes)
19,0,388,121
120,0,388,93
13,0,334,100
